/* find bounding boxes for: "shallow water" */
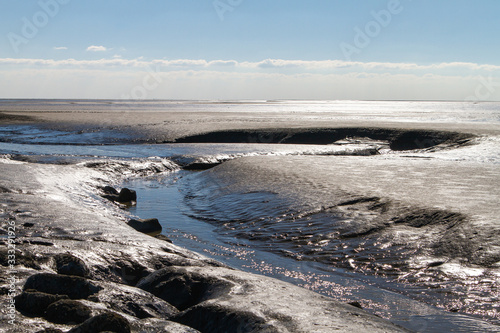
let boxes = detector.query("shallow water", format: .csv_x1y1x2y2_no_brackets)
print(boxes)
123,171,499,332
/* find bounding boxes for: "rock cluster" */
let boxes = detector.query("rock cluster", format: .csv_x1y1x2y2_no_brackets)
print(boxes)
101,186,137,204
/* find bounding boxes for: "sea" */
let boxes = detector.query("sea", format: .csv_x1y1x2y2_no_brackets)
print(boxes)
1,99,499,332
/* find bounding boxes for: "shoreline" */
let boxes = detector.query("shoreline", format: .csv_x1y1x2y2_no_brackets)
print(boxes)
1,103,499,331
0,159,410,332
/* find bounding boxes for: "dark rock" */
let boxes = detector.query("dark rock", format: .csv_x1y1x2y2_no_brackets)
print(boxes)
102,193,120,202
94,282,179,319
136,267,233,311
23,273,101,299
36,329,64,333
154,234,173,243
102,186,118,195
127,218,162,235
112,259,150,285
102,187,136,204
14,290,69,317
173,303,279,333
23,222,35,227
348,301,363,309
44,299,92,324
184,162,222,170
26,240,54,246
67,312,131,333
118,188,137,202
54,253,89,277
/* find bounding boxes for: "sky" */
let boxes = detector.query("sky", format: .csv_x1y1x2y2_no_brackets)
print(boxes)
1,0,500,100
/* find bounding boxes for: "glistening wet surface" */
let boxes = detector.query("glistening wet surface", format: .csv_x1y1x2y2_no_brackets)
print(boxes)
123,171,499,332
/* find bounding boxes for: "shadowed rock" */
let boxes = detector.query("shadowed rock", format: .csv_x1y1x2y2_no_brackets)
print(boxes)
127,218,162,235
155,234,173,243
14,290,69,317
44,299,92,324
112,259,150,285
102,187,137,203
54,253,89,277
136,267,234,311
173,303,279,333
348,301,363,309
67,312,131,333
23,273,101,299
101,185,118,195
36,329,64,333
118,188,137,202
94,281,179,319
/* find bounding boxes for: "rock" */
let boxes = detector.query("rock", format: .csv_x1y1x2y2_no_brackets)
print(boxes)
93,280,179,320
36,329,64,333
102,185,118,195
67,312,131,333
102,193,120,202
54,253,89,277
118,188,137,202
14,290,69,317
155,234,173,243
173,303,278,333
348,301,363,309
102,187,136,203
136,267,233,311
23,273,101,299
131,318,202,333
44,299,92,324
112,259,150,285
127,218,162,235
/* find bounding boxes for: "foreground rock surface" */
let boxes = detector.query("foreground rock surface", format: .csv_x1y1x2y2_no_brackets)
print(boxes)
0,161,410,332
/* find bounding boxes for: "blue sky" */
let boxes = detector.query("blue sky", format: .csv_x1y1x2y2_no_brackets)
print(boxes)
1,0,499,100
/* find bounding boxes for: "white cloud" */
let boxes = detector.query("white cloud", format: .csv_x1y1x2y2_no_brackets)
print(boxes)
53,46,68,50
86,45,107,52
1,67,498,101
1,57,499,100
1,57,499,74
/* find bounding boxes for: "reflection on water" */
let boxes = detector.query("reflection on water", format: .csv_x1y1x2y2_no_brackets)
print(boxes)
123,172,499,332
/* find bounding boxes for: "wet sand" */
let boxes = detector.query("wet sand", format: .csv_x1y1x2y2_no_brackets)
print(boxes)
0,158,409,332
1,103,499,331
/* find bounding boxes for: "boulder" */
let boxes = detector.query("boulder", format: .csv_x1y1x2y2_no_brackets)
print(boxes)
54,253,89,277
136,267,233,311
127,218,162,235
118,188,137,202
101,185,118,195
23,273,101,299
14,290,69,317
67,312,131,333
173,303,277,333
44,299,92,324
102,187,136,204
